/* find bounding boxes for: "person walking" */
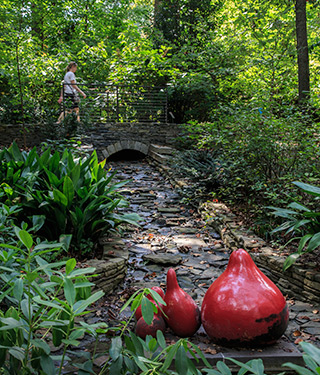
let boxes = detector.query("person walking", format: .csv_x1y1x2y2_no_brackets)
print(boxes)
56,62,86,123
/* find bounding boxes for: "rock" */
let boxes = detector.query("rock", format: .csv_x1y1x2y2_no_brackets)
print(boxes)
142,253,182,265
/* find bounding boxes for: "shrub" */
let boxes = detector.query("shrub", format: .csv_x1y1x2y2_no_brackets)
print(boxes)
0,142,140,255
268,181,320,270
0,227,105,374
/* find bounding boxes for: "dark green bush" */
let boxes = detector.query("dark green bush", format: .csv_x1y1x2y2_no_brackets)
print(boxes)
0,142,140,255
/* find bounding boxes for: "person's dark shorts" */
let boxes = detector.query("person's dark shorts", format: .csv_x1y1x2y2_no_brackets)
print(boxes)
61,92,80,110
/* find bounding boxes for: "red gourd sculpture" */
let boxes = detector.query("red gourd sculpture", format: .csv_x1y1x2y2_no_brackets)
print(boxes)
135,315,166,339
163,268,201,337
201,248,289,346
135,286,165,321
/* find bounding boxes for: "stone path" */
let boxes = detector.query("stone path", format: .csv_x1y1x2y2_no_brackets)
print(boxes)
77,158,320,373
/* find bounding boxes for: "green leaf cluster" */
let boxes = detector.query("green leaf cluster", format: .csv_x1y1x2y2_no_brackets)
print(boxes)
0,227,105,374
0,142,140,255
268,181,320,270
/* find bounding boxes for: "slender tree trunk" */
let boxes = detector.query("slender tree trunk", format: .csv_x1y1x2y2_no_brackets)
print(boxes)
154,0,161,28
15,42,26,148
295,0,310,101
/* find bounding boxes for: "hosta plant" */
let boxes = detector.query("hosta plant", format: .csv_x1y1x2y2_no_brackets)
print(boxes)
268,181,320,270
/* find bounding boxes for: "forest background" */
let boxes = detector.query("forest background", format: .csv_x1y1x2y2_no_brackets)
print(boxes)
1,0,320,244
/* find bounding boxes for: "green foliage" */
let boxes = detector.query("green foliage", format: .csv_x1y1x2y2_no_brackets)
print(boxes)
175,103,320,205
0,142,140,255
268,181,320,270
283,341,320,375
0,227,105,374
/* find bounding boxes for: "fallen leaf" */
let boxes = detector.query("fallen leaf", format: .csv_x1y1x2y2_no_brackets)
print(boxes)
298,315,310,321
293,330,301,337
294,338,304,344
204,348,217,355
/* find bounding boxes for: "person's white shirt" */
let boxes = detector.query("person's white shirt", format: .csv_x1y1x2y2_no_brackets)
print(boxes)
64,71,76,94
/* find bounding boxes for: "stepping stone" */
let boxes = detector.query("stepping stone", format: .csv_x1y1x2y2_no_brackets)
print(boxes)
142,253,182,265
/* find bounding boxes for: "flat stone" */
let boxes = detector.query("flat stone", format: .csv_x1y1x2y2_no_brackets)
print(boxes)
172,236,207,250
157,207,181,213
142,253,182,265
176,227,199,234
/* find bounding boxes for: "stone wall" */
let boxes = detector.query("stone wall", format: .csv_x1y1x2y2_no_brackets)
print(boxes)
0,124,47,148
0,122,180,153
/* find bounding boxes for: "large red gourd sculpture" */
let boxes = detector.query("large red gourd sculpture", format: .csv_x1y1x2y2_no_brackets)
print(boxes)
201,248,289,346
163,268,201,337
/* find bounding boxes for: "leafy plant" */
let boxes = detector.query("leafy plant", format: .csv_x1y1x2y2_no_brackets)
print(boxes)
268,181,320,270
283,341,320,375
0,142,140,255
0,226,105,374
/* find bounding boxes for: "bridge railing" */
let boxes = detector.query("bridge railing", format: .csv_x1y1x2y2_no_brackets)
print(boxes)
62,83,168,124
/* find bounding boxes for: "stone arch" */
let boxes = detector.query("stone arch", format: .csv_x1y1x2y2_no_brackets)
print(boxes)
101,140,149,160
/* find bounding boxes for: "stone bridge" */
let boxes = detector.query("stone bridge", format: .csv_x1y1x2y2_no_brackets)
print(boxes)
0,122,181,161
87,122,180,161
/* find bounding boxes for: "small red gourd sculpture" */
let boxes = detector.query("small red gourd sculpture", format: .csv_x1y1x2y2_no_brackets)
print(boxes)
135,286,165,321
201,248,289,346
163,268,201,337
135,315,166,339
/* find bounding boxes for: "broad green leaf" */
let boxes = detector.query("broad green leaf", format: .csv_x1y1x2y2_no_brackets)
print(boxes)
293,181,320,197
63,175,75,207
283,253,300,271
8,347,25,361
161,340,180,372
109,337,122,360
68,267,96,277
288,202,310,212
64,278,76,305
66,258,77,275
141,296,155,325
306,232,320,252
175,345,188,375
282,362,315,375
0,317,24,330
33,296,67,312
300,342,320,366
250,359,265,375
21,298,33,320
156,330,167,349
53,189,68,207
129,332,144,356
40,354,56,375
17,229,33,250
13,278,24,301
217,361,232,375
31,339,51,355
109,355,123,375
73,290,104,315
149,289,166,305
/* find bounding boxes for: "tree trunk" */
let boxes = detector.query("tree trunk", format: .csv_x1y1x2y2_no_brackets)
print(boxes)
154,0,161,29
295,0,310,101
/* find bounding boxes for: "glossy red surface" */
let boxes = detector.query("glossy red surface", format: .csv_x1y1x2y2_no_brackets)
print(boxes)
201,249,289,345
135,315,166,339
163,268,201,337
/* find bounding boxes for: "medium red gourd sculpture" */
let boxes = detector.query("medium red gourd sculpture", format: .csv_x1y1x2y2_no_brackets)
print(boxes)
201,249,289,346
163,268,201,337
135,286,165,321
135,315,166,339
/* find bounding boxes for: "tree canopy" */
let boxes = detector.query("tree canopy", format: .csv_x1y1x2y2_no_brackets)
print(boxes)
0,0,320,124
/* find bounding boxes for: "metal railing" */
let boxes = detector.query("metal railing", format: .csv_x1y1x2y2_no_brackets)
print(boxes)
62,83,168,123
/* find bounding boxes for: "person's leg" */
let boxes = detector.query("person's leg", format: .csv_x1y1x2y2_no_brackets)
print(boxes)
74,107,80,122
